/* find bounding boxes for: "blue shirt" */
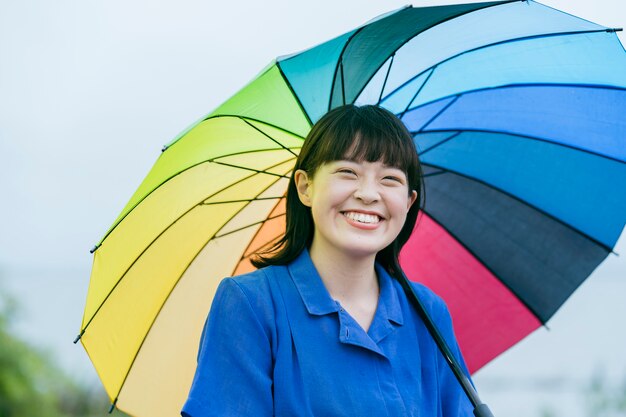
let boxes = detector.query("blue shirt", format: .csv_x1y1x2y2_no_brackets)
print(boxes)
182,250,473,416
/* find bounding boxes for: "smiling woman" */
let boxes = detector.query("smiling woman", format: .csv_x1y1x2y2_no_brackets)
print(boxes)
255,105,424,275
181,105,474,417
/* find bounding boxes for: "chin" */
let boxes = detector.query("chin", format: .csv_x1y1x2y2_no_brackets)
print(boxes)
339,241,391,259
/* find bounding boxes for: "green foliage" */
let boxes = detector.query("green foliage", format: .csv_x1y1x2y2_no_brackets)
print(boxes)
537,369,626,417
539,407,559,417
586,368,626,417
0,285,115,417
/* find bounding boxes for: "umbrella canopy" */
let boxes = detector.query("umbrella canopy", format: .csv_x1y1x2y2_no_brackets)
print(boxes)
77,1,626,416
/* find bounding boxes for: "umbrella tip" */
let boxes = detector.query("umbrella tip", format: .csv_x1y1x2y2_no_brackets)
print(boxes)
90,244,100,254
73,329,85,344
607,28,623,33
108,398,118,414
162,145,169,152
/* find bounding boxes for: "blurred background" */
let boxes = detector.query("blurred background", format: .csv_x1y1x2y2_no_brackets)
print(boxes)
1,0,624,415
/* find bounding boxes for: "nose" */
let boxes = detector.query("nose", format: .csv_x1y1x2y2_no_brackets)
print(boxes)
353,177,380,204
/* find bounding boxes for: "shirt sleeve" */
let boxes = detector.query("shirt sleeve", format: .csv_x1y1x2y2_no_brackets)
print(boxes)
432,296,474,417
181,278,273,417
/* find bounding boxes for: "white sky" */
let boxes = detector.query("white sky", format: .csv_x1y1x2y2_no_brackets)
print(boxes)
1,1,625,416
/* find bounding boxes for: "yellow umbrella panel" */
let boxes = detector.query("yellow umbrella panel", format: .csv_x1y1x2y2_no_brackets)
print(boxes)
78,63,309,416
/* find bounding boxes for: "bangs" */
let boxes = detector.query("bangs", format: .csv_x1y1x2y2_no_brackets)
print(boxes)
342,130,414,174
308,105,417,177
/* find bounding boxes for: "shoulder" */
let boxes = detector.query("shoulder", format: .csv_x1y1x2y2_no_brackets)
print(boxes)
219,264,287,301
212,265,287,327
221,267,270,295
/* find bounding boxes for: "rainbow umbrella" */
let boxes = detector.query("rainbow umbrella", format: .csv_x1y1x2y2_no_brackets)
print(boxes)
77,1,626,415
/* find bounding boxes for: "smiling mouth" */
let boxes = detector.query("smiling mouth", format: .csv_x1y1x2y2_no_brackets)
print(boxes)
342,211,381,224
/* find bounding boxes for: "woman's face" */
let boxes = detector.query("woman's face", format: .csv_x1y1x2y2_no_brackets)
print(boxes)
294,159,417,260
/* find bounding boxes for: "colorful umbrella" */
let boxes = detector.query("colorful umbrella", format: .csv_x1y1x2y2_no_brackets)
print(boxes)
77,1,626,415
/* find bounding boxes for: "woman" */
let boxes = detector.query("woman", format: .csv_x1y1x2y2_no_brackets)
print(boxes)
182,105,473,416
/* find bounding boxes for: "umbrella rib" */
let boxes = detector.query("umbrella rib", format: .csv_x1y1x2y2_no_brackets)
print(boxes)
340,59,346,106
79,157,295,337
402,84,626,129
420,161,615,253
326,4,427,110
348,0,522,107
377,54,395,105
422,169,447,178
327,2,422,109
163,115,306,153
329,22,366,112
275,63,314,127
108,173,290,406
201,115,307,142
416,96,460,132
214,213,285,239
399,67,436,120
233,196,287,265
418,131,462,156
209,160,291,179
201,196,284,206
241,118,301,157
417,209,548,325
94,145,300,250
327,2,421,109
381,27,618,106
415,126,626,165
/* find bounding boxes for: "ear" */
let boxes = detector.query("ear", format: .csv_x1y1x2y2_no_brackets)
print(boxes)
294,169,312,207
407,190,418,210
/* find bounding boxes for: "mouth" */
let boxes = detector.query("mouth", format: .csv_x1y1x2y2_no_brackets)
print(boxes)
341,211,382,224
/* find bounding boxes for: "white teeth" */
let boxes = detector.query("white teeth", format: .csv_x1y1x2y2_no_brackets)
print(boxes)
343,211,380,224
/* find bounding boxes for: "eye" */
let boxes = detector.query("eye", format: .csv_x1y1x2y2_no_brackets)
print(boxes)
382,176,403,184
381,171,407,185
337,168,357,176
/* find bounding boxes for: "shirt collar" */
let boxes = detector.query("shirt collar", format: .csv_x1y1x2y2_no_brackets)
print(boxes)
287,249,404,326
374,262,404,326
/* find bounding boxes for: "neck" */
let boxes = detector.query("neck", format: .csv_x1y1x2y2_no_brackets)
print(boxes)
308,241,378,302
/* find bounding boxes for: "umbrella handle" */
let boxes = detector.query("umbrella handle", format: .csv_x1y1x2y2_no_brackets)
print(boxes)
473,404,495,417
397,271,495,417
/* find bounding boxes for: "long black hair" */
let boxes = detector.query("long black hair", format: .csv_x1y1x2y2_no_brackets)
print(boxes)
252,104,424,278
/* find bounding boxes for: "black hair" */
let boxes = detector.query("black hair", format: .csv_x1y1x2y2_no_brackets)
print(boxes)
251,104,424,278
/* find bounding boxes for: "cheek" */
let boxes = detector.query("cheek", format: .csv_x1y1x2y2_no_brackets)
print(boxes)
309,195,337,223
321,183,354,207
388,193,412,216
